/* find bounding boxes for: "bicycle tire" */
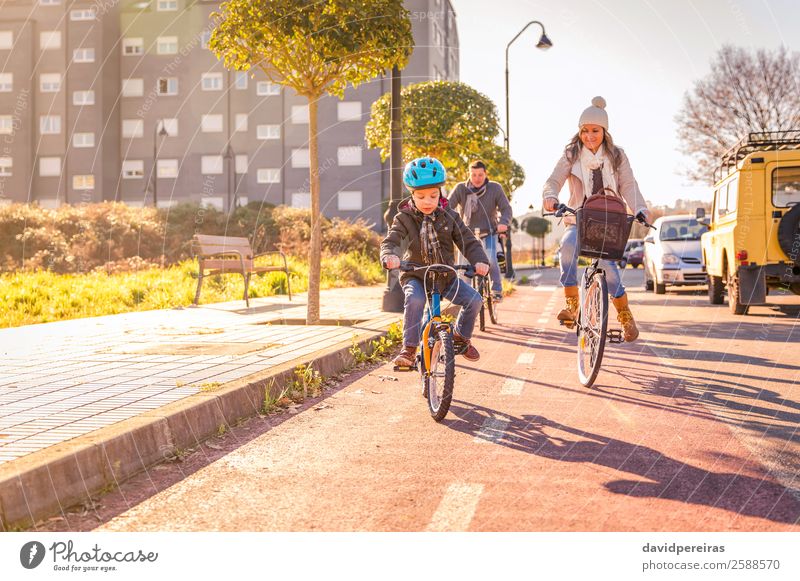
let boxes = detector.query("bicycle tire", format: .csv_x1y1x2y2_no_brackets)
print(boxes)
487,286,499,324
577,270,608,387
474,276,486,332
425,328,455,421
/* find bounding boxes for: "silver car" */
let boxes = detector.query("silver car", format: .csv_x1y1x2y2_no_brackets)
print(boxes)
643,215,708,294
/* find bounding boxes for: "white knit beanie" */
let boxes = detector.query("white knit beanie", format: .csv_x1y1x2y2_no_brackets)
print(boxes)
578,96,608,130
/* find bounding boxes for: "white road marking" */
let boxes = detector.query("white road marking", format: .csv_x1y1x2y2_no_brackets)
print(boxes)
473,417,509,444
537,317,549,324
532,285,558,291
387,414,403,424
516,353,535,365
425,482,485,532
501,378,525,395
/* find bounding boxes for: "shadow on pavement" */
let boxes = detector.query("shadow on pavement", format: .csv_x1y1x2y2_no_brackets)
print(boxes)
445,404,800,526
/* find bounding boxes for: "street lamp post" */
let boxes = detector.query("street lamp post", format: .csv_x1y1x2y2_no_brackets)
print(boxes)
504,20,552,152
151,120,169,207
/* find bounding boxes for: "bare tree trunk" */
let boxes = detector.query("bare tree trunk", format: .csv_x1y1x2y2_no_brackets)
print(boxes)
306,97,321,325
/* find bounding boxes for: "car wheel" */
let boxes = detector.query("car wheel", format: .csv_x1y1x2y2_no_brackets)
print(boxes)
618,260,627,269
655,281,666,294
708,275,724,304
727,271,748,315
644,265,654,291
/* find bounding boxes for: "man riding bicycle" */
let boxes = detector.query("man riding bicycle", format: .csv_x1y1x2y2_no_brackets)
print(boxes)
447,160,512,302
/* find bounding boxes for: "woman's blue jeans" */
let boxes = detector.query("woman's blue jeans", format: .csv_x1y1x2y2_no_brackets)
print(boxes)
401,276,482,347
559,225,625,298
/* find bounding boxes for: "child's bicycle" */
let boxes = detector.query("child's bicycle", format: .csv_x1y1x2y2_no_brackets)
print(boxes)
471,230,504,331
550,203,653,387
390,261,477,421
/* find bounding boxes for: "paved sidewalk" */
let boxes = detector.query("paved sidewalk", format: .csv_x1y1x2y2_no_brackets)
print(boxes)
0,285,402,529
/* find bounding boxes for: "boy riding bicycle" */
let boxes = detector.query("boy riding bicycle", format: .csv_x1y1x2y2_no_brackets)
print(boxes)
381,157,490,368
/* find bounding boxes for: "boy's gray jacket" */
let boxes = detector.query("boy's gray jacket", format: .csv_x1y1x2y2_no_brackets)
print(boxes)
447,181,513,233
380,197,489,286
542,147,647,225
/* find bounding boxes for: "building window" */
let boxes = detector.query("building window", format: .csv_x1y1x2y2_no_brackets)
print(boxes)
40,115,61,135
73,48,95,63
73,175,95,190
122,119,144,138
0,31,13,50
338,191,363,211
70,9,96,21
73,91,95,106
122,160,144,179
337,146,362,166
0,116,12,135
201,115,223,133
122,78,143,97
39,157,61,177
162,118,178,136
202,73,222,91
201,155,223,175
157,36,178,55
256,81,280,96
235,155,248,174
235,114,248,132
73,133,95,148
40,31,61,50
291,148,310,168
235,71,248,90
157,0,178,11
157,77,178,95
0,73,11,92
291,193,311,208
40,73,61,93
337,101,362,122
291,105,309,124
122,38,143,56
200,30,211,50
257,124,280,140
157,159,178,178
257,168,280,184
0,157,11,177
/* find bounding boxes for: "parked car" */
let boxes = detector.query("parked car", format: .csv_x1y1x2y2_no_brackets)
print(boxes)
643,215,708,294
618,239,644,268
700,131,800,315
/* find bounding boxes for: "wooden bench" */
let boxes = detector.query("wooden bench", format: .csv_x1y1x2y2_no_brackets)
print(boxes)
192,234,292,307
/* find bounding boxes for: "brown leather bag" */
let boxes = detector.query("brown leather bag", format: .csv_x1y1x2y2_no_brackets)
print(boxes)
577,187,632,259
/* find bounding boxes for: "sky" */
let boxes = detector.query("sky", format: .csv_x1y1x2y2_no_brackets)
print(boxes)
452,0,800,217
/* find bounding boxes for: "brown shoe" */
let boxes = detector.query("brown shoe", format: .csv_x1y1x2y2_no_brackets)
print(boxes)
453,333,480,362
392,345,417,367
556,286,579,328
611,293,639,342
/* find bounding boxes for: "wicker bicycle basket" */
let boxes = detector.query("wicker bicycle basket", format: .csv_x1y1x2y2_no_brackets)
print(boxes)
576,189,632,260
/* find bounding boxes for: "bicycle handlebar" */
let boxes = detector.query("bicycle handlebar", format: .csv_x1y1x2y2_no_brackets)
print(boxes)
544,203,655,230
387,261,477,278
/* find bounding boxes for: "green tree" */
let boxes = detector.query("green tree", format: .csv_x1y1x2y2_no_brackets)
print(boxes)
210,0,413,323
522,216,551,266
365,80,525,196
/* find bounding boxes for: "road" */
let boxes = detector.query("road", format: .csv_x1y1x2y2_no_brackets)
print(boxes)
44,269,800,531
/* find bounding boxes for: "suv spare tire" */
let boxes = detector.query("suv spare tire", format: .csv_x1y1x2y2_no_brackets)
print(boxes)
777,204,800,266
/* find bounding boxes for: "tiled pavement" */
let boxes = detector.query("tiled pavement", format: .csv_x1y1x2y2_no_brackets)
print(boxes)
0,286,397,465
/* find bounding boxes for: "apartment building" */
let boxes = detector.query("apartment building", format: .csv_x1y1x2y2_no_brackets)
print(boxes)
0,0,459,229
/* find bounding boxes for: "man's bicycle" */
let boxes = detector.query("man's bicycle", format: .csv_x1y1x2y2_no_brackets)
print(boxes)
471,230,503,331
551,203,653,387
390,262,477,421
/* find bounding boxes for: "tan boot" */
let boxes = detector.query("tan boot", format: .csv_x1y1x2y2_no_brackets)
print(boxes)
556,286,579,328
611,293,639,342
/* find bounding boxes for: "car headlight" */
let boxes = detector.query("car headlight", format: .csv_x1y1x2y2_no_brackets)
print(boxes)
661,254,679,265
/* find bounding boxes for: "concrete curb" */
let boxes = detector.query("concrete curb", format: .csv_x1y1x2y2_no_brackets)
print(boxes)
0,320,399,531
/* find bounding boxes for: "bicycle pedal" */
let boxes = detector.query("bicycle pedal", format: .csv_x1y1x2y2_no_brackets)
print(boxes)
607,329,623,344
393,364,418,372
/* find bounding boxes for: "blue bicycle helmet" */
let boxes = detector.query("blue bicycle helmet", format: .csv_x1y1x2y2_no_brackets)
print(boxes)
403,157,446,190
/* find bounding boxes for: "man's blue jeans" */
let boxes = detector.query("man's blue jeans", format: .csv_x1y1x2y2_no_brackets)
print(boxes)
481,234,504,295
559,225,625,298
401,276,482,347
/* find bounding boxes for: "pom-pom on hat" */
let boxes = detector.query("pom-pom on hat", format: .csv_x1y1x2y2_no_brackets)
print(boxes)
578,96,608,130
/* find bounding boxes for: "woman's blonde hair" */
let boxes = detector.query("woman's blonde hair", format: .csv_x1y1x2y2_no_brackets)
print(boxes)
564,129,623,171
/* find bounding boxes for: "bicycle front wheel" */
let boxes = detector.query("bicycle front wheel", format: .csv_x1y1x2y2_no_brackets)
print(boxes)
487,283,499,325
577,270,608,387
425,328,456,421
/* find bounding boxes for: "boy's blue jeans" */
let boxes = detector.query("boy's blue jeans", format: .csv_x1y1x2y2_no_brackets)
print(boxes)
559,225,625,298
402,277,482,347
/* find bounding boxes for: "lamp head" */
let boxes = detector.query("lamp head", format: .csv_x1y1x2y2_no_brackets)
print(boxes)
536,33,553,49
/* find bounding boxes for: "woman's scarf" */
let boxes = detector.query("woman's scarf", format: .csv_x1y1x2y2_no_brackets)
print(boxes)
462,179,488,227
579,145,617,199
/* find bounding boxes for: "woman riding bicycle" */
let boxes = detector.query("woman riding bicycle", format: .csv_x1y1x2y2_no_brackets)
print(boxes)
542,96,649,342
381,157,489,367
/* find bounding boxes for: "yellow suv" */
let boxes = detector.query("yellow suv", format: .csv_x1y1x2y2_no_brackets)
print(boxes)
699,131,800,314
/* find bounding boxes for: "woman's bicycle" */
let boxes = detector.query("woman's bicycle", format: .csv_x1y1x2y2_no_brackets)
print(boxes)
390,261,477,421
551,203,653,387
